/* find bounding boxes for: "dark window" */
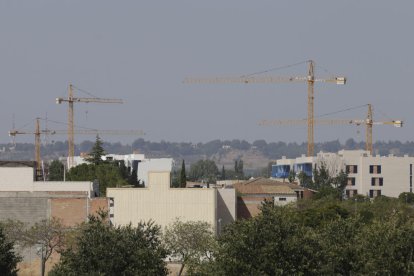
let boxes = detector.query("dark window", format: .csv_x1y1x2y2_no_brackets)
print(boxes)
378,190,382,197
348,177,356,186
346,165,358,174
370,165,381,174
410,176,412,188
369,190,374,198
279,198,287,201
371,177,383,186
410,164,412,175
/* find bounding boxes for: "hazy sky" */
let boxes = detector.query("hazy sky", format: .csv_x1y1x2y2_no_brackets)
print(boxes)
1,1,413,145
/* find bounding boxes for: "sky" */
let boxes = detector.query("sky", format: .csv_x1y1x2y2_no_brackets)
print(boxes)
0,1,413,145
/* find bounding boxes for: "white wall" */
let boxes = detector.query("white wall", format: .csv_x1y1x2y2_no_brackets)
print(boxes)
107,172,218,232
137,159,173,186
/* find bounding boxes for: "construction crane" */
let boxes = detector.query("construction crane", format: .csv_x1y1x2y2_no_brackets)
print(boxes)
184,60,346,157
8,118,43,179
259,104,403,155
9,118,145,179
56,84,123,168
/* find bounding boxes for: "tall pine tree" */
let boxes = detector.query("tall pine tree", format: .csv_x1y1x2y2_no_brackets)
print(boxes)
180,160,187,188
84,135,105,165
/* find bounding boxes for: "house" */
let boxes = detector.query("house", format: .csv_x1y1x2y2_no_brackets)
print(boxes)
234,177,313,218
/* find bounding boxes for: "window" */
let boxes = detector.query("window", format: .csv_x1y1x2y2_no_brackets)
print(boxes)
410,164,412,176
369,189,381,198
346,165,358,174
279,198,287,201
346,189,357,198
370,165,381,174
371,177,384,186
347,177,356,186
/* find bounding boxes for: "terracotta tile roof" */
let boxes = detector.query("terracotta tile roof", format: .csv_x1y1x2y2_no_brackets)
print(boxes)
234,177,303,195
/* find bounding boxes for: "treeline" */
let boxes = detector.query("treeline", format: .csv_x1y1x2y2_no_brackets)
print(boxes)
2,138,414,161
4,195,414,275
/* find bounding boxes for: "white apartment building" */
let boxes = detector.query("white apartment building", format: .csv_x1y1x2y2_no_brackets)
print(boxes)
65,153,173,187
272,150,414,198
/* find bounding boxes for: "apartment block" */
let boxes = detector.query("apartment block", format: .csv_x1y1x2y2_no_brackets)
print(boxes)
272,150,414,198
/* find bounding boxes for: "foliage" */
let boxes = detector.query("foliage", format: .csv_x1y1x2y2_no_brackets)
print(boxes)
50,213,168,276
180,160,187,188
188,160,219,183
66,163,128,196
288,169,296,183
163,219,217,276
207,196,414,275
48,160,64,181
24,218,66,276
0,226,21,276
234,159,244,179
399,192,414,204
83,135,105,165
221,165,226,180
0,220,26,246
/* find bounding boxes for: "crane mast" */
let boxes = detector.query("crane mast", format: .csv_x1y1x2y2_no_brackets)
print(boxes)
9,118,144,177
366,104,373,154
259,104,402,155
307,61,315,156
56,84,123,168
184,60,346,157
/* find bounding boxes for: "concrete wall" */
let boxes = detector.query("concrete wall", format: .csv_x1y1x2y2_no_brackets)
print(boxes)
217,188,236,232
0,167,34,186
107,172,218,232
274,194,297,206
137,159,173,186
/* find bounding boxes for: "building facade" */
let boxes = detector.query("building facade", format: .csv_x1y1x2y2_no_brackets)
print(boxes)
272,150,414,198
107,171,236,234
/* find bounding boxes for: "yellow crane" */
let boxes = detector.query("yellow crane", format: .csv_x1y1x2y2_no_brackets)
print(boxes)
9,118,145,179
56,84,123,167
184,60,346,157
259,104,403,155
8,118,43,179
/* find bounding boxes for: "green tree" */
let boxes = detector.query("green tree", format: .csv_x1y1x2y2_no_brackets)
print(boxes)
0,226,21,276
84,135,105,165
221,165,226,180
48,160,64,181
180,160,187,188
67,163,128,196
288,169,296,183
399,192,414,204
50,213,168,276
188,160,219,183
212,203,321,275
24,218,66,276
163,219,217,276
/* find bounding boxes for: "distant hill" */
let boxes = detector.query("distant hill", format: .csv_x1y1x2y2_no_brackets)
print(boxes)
1,138,414,172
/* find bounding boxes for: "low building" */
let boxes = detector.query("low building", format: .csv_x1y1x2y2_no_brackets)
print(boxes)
272,150,414,198
0,161,109,274
234,177,313,219
66,153,173,187
107,171,236,234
